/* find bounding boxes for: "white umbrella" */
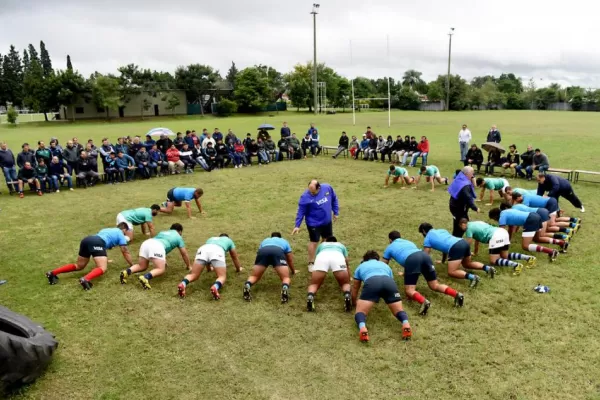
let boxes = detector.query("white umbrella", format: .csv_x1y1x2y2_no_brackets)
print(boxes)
147,127,175,137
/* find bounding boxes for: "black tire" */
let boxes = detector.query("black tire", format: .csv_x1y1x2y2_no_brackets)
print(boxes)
0,306,58,392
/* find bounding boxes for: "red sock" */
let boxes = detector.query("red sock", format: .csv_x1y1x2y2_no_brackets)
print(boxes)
411,291,426,304
84,267,104,282
52,263,77,275
538,246,554,254
551,239,565,246
444,287,458,298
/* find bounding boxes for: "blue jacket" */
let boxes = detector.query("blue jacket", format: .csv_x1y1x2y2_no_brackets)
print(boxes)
116,154,135,169
115,143,129,155
49,162,67,176
144,139,156,150
360,139,369,150
294,183,339,228
149,149,164,163
49,147,63,160
213,132,223,142
537,174,571,198
184,136,195,148
0,149,16,168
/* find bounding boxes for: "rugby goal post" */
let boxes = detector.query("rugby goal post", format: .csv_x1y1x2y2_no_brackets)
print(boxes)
351,77,391,127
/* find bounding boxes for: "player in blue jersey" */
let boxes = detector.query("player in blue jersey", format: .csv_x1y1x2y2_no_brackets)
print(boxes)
244,232,296,303
511,192,580,234
46,223,133,290
382,230,464,316
160,187,204,219
418,223,496,288
351,250,412,342
503,200,570,242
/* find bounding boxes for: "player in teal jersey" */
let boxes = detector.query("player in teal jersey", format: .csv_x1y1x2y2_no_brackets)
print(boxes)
413,165,448,191
116,205,161,241
475,177,511,205
384,164,415,188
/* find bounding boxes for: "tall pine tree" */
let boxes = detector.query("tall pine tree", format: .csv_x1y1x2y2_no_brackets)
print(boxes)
27,44,39,64
226,61,238,90
2,46,24,107
22,49,30,72
40,41,53,77
66,55,73,71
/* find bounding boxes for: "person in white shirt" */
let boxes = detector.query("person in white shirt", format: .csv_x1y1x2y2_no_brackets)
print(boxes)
458,124,472,162
202,133,216,150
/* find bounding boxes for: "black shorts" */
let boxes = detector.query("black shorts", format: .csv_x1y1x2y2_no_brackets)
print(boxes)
254,246,287,267
523,213,543,233
536,208,550,223
307,222,333,243
78,235,107,258
489,245,510,255
166,188,175,202
545,198,559,214
448,240,471,261
359,276,402,304
403,251,437,286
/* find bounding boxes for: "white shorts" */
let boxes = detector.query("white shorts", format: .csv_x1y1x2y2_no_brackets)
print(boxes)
139,239,166,261
499,179,510,193
116,213,134,231
195,244,226,267
489,228,510,249
313,251,347,273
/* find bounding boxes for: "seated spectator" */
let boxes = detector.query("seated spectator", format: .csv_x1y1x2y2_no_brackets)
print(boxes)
277,137,290,161
179,143,196,173
98,138,115,160
257,129,270,142
104,152,120,184
17,143,37,169
332,131,349,159
17,161,42,197
148,144,167,176
184,130,195,148
379,135,393,162
49,156,73,192
516,145,535,180
35,141,51,165
202,132,216,149
310,128,320,156
233,139,248,168
484,148,502,176
401,136,418,165
256,138,270,165
464,144,484,173
76,152,100,186
265,137,277,162
203,142,218,170
128,137,143,158
85,142,99,172
246,139,259,165
191,130,200,147
115,137,129,156
215,139,231,169
243,133,253,151
532,148,550,175
348,135,360,160
359,134,369,160
391,135,404,163
116,151,136,181
288,134,301,159
0,141,18,193
35,158,51,193
135,146,152,178
301,134,312,159
366,135,378,161
225,129,237,146
156,134,172,154
410,136,430,167
174,132,185,150
48,140,63,163
502,144,520,177
213,128,224,143
166,144,184,174
144,135,156,151
376,135,386,160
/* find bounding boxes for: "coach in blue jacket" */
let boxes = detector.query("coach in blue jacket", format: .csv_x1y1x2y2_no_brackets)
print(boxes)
292,180,339,270
536,173,584,213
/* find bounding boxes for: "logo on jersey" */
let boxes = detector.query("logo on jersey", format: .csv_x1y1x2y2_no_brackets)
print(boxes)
93,246,104,251
325,192,329,196
316,197,328,206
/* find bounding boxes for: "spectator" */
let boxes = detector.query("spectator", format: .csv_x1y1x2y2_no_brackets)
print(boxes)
281,122,291,139
72,137,84,154
48,140,63,162
278,137,290,161
156,134,172,154
203,142,218,170
114,137,128,156
179,143,196,173
135,146,152,178
365,126,374,140
246,139,259,165
302,134,312,159
215,139,231,168
458,124,472,161
0,142,18,193
225,129,237,146
380,135,394,162
202,132,216,150
256,138,270,165
184,130,195,148
483,148,502,176
213,128,223,143
85,142,99,172
49,156,73,192
400,136,418,166
17,161,42,197
243,133,253,150
264,137,277,162
486,125,501,143
49,137,63,152
359,134,369,159
288,134,301,159
410,136,430,167
149,144,167,176
129,137,143,158
76,152,100,186
144,135,156,151
464,144,484,173
257,129,270,142
376,136,386,161
35,158,51,193
17,143,37,169
332,131,349,159
502,145,520,177
116,151,136,181
532,148,550,175
199,128,208,143
233,139,247,168
62,141,80,175
366,135,378,161
166,144,184,174
98,138,115,159
309,126,320,156
174,132,185,150
35,141,52,165
105,153,120,184
348,135,360,160
191,130,200,147
516,145,535,180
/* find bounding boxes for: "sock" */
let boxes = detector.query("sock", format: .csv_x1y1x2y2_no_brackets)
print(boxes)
465,273,475,281
244,281,252,288
395,311,409,324
559,228,568,233
570,217,578,223
52,263,77,275
213,281,222,290
528,244,554,255
495,258,518,267
411,291,426,304
126,268,132,275
354,312,367,329
482,265,490,272
83,267,104,281
444,287,458,298
570,222,577,228
551,239,565,246
553,234,566,240
282,283,289,290
182,278,189,286
509,252,531,261
143,272,153,280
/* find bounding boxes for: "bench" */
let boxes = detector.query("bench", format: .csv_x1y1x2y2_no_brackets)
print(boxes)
322,146,348,158
547,168,574,181
573,170,600,183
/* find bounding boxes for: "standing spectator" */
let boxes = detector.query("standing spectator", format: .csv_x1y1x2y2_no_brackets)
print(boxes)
49,137,63,152
365,126,374,139
135,146,152,178
536,174,584,213
215,139,231,168
104,153,120,184
179,143,196,173
143,135,156,150
256,138,270,165
199,129,208,143
288,134,301,159
302,134,312,159
225,129,237,146
184,130,195,148
129,137,143,158
281,122,291,139
98,138,115,159
72,137,84,154
49,156,73,192
203,142,218,170
148,144,166,176
531,149,550,175
516,145,535,180
213,128,223,143
464,144,484,173
233,140,247,168
458,124,472,161
62,140,80,175
17,143,37,169
265,137,277,162
166,144,184,174
191,130,200,147
35,159,51,193
115,137,129,156
391,136,404,163
17,161,42,197
486,125,501,143
156,134,172,154
277,137,290,161
448,166,480,237
0,142,18,193
484,148,502,176
348,135,360,160
173,132,185,150
35,142,52,165
332,131,349,159
48,140,62,162
502,145,520,177
76,152,100,186
202,132,216,149
410,136,430,167
116,151,136,181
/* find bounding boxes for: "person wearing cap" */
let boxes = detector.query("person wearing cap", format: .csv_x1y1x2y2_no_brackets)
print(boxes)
359,134,369,159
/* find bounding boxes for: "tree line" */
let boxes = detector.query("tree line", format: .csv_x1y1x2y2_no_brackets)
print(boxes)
1,42,599,121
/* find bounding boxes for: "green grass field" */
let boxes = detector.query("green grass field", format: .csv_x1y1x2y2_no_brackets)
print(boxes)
1,111,599,400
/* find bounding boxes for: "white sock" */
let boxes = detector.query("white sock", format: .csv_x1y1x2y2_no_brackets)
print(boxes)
528,244,539,252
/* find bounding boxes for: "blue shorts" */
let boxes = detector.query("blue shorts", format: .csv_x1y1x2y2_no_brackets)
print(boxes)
254,246,287,267
359,276,402,304
448,240,471,261
523,213,543,233
545,198,559,214
536,208,550,223
403,251,437,286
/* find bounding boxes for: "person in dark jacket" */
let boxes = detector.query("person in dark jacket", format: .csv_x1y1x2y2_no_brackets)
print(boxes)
280,122,291,139
35,141,52,165
49,156,73,192
391,136,404,163
486,125,501,143
156,135,173,154
515,145,534,179
17,161,42,197
400,137,418,165
128,137,143,158
98,138,115,159
215,139,230,168
278,138,290,161
48,140,63,162
502,144,520,177
301,134,312,159
265,138,277,162
77,152,101,185
213,128,224,143
332,131,349,159
367,135,378,161
149,144,167,176
17,143,37,169
104,153,120,184
483,148,502,175
173,132,185,150
537,174,584,213
202,142,218,170
379,135,394,162
448,166,480,237
246,139,259,165
62,140,81,175
35,159,51,193
531,149,550,175
184,131,195,148
464,144,484,173
0,142,18,193
143,135,156,151
85,142,99,173
115,137,130,156
135,147,151,179
179,143,196,173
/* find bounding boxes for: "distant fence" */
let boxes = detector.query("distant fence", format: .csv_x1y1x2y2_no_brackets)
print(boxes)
419,101,445,111
0,112,48,124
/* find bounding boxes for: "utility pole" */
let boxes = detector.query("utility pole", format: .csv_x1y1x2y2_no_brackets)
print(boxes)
311,4,320,115
446,27,455,111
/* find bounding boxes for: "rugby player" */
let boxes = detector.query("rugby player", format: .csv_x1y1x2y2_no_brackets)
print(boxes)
116,205,160,240
160,187,204,219
475,177,511,205
413,165,449,191
384,164,415,188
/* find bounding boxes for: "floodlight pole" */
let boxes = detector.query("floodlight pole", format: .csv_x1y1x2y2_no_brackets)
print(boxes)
352,79,356,125
445,28,454,111
311,4,320,115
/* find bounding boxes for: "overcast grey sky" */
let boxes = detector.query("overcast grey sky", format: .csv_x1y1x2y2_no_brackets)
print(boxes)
1,0,599,88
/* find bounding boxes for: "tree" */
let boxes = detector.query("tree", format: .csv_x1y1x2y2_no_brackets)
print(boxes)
27,44,39,64
496,73,523,94
225,61,238,90
402,70,425,91
117,63,143,107
56,68,89,121
91,74,121,119
505,93,526,110
471,75,497,89
285,64,312,111
39,41,53,77
479,80,505,109
234,67,270,112
397,87,421,110
163,93,181,116
22,49,30,72
6,106,18,124
66,55,73,71
425,81,443,101
216,99,237,116
2,45,24,107
174,64,220,114
23,57,45,112
256,64,285,100
435,74,468,110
